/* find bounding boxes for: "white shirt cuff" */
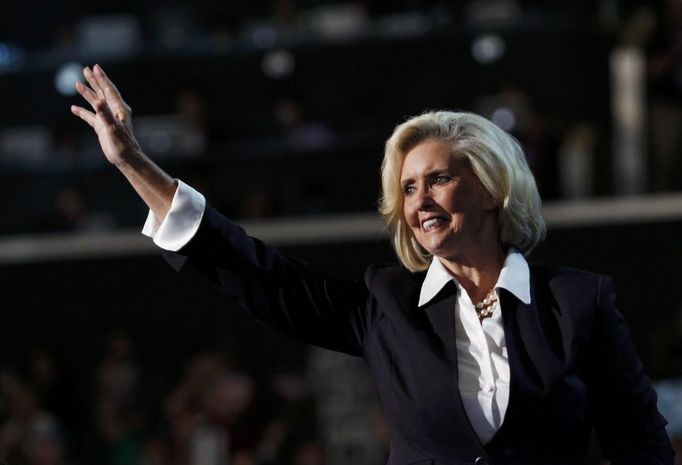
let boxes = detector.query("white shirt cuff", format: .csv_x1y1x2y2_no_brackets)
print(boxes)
142,179,206,251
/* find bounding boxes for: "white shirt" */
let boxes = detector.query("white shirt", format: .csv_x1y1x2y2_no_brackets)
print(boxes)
143,182,532,444
417,252,531,444
141,180,206,250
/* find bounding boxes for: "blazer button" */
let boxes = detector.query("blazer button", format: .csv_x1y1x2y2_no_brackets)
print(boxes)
474,457,488,465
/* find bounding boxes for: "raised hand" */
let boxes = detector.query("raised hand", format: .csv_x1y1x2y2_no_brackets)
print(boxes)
70,64,177,220
71,64,141,166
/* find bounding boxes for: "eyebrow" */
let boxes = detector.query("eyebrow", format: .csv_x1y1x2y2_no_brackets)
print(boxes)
400,168,451,186
400,177,414,187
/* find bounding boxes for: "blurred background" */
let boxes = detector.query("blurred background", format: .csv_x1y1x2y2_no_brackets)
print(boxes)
1,0,682,464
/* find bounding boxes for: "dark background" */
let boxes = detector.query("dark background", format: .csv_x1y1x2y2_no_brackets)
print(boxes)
1,0,681,464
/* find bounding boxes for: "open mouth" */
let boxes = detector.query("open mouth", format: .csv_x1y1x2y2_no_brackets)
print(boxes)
422,217,448,231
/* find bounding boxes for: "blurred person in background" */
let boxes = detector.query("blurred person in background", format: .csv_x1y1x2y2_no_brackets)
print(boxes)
164,350,258,465
92,330,144,465
71,64,674,465
0,373,66,465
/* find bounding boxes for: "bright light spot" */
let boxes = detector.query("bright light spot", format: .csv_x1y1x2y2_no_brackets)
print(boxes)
55,62,83,96
262,49,295,79
471,34,506,65
491,107,516,132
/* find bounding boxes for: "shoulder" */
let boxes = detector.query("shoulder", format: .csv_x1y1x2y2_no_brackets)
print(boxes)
365,263,424,285
530,262,607,291
363,263,425,299
529,263,616,320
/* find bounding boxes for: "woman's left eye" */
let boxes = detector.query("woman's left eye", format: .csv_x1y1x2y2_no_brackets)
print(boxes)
434,175,450,184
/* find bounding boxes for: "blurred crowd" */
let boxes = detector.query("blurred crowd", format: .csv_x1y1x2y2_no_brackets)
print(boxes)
1,328,681,465
0,331,387,465
0,0,680,236
0,1,607,53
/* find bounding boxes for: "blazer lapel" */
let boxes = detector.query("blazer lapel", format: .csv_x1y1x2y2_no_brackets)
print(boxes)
421,282,487,453
489,270,566,453
421,281,459,365
501,280,563,397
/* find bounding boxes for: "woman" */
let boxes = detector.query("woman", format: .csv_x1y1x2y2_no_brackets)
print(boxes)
71,65,674,465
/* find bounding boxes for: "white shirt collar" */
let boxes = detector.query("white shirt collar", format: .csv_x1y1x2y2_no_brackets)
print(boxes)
417,249,531,307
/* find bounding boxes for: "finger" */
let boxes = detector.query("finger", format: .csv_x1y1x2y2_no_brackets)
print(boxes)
83,66,102,94
93,64,118,91
103,87,130,121
93,64,128,109
71,105,96,128
75,81,98,108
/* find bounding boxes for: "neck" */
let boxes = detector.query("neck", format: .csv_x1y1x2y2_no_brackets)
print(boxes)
437,241,506,304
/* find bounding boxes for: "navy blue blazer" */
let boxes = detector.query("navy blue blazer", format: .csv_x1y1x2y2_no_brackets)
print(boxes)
165,206,674,465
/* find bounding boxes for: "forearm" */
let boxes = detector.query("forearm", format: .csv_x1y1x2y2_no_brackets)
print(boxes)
116,148,177,223
163,205,372,356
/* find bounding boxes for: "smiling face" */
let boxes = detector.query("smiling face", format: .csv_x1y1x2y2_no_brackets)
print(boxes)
400,139,498,262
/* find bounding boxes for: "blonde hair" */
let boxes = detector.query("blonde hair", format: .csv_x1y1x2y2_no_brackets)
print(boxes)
378,111,546,272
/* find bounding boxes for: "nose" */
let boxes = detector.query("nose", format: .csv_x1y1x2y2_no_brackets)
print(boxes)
406,186,435,211
415,184,435,210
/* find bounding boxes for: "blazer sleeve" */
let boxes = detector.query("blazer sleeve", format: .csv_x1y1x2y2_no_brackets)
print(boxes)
161,205,378,357
589,275,674,464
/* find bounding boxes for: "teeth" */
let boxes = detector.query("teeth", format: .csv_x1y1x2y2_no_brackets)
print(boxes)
423,218,442,230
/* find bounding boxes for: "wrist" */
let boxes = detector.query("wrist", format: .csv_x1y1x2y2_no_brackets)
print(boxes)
114,144,144,169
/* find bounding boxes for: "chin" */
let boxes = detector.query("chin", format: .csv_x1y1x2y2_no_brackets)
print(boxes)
423,237,460,259
420,241,449,259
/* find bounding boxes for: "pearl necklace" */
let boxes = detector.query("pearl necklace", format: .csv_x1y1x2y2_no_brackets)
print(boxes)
474,289,498,321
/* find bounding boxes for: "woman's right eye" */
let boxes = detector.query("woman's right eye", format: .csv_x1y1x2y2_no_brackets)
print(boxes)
403,185,416,195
